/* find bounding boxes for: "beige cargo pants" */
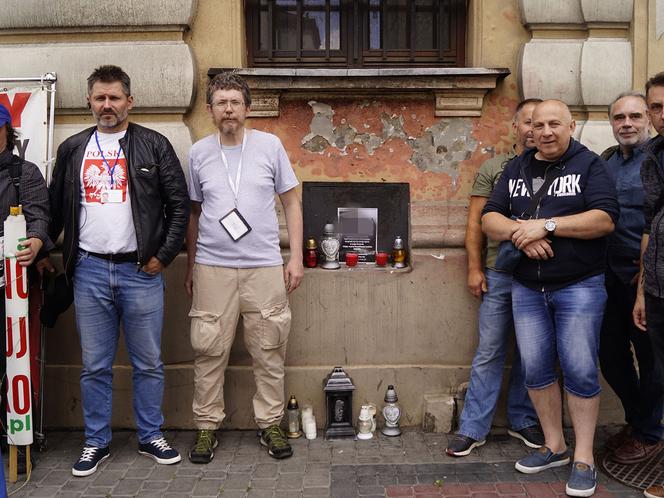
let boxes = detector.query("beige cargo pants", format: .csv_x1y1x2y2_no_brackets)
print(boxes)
189,264,291,429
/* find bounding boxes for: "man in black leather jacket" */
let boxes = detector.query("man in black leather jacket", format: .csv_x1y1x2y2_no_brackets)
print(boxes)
47,66,189,477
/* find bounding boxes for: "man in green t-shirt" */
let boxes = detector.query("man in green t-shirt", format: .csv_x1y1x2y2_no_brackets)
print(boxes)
447,98,543,457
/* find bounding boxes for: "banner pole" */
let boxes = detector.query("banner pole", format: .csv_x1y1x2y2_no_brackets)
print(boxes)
45,73,57,187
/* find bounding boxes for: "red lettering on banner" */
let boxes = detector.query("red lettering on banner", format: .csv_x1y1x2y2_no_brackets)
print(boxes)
6,316,27,359
0,93,30,128
15,260,28,299
4,258,10,299
12,375,31,415
4,317,9,357
4,260,28,299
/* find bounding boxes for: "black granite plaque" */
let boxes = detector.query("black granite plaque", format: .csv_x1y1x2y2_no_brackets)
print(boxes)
302,182,410,263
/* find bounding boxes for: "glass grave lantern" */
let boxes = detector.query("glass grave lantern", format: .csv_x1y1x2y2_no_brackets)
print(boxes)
323,366,356,439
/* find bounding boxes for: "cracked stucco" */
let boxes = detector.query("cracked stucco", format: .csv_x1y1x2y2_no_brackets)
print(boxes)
301,101,476,180
410,119,477,180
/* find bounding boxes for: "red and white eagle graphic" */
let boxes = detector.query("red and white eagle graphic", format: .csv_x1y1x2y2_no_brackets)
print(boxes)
82,159,127,203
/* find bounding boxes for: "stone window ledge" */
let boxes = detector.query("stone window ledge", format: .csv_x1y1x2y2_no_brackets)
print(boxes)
207,67,510,118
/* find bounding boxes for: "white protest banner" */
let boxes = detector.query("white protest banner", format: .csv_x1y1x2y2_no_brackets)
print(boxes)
0,85,48,179
3,207,32,446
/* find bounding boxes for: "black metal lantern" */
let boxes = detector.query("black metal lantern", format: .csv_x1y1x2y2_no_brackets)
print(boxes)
323,366,356,438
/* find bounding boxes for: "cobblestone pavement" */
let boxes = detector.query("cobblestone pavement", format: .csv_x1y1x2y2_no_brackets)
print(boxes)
4,426,643,497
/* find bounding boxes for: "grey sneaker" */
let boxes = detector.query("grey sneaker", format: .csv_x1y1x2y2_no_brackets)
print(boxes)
260,425,293,459
565,461,597,497
515,446,570,474
189,430,218,464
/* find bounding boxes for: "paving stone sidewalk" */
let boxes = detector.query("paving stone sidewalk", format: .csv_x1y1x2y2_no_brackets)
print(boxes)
4,426,642,497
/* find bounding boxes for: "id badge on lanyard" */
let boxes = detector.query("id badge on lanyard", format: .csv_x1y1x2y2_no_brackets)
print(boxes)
95,130,124,204
219,208,252,241
217,132,252,242
101,189,123,203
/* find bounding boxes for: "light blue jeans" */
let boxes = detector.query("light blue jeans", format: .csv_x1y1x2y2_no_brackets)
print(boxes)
458,269,538,441
73,250,165,447
512,274,606,398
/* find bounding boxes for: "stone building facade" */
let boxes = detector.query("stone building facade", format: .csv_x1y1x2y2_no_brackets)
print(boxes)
1,0,662,430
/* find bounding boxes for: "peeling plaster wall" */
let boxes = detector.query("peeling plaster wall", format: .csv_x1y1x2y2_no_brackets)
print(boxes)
255,92,517,204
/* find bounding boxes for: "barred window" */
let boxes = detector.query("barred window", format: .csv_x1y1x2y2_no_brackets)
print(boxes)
245,0,467,68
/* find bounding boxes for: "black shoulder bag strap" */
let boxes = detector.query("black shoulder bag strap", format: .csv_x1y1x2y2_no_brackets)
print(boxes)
7,154,22,201
518,162,564,220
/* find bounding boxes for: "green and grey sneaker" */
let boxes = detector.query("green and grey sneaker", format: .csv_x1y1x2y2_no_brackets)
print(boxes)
260,425,293,459
188,430,218,464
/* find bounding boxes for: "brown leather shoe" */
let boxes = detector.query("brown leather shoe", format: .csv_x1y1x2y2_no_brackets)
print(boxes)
611,437,660,464
644,485,664,498
605,425,631,452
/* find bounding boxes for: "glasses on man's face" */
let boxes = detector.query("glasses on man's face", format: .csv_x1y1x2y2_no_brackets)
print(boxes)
213,99,244,110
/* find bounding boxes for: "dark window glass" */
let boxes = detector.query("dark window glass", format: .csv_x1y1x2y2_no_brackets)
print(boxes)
246,0,466,67
414,0,436,50
275,1,298,51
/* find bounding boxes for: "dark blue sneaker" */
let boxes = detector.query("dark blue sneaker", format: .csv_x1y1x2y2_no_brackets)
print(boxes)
508,425,545,449
515,446,570,474
138,437,181,464
72,446,110,477
565,461,597,497
445,434,486,457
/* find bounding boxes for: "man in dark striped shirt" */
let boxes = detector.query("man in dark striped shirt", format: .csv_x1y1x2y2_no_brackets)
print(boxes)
0,102,52,476
0,103,52,273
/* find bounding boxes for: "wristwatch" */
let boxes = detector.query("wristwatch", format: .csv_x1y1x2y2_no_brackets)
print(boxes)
544,218,557,234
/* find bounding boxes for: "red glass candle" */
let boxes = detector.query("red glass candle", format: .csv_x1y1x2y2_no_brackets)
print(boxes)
375,252,388,266
304,237,318,268
345,252,358,267
305,249,318,268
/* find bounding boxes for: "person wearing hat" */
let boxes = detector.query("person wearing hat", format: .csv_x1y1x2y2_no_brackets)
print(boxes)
0,102,53,474
0,103,51,271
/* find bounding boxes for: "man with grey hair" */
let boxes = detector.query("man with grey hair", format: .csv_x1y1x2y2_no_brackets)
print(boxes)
598,92,661,465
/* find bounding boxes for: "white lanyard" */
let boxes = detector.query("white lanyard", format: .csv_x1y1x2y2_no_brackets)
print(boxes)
217,131,247,206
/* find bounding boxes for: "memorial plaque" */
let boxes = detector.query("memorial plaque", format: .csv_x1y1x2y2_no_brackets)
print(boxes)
338,207,378,262
302,182,410,264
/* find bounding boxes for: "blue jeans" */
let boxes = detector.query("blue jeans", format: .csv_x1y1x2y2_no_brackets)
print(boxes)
0,447,6,498
458,269,538,441
512,274,606,398
73,250,165,447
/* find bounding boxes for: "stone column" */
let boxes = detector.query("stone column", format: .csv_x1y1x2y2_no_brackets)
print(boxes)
0,0,196,166
518,0,634,153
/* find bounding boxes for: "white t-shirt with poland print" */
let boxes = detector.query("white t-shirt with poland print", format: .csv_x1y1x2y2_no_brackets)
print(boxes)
78,130,138,254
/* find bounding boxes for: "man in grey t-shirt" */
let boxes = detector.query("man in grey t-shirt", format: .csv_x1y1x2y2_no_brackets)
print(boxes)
185,72,303,463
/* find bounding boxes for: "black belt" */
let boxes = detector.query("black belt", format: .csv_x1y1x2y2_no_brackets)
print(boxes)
87,251,139,263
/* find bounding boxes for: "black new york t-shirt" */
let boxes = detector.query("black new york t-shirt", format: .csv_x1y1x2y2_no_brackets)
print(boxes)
530,157,554,195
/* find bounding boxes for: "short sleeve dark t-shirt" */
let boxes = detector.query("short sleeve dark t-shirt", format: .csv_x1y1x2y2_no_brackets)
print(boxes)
530,157,553,195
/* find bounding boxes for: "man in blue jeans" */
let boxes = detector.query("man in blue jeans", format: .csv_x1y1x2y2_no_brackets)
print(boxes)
483,100,619,497
47,65,189,477
446,99,543,457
